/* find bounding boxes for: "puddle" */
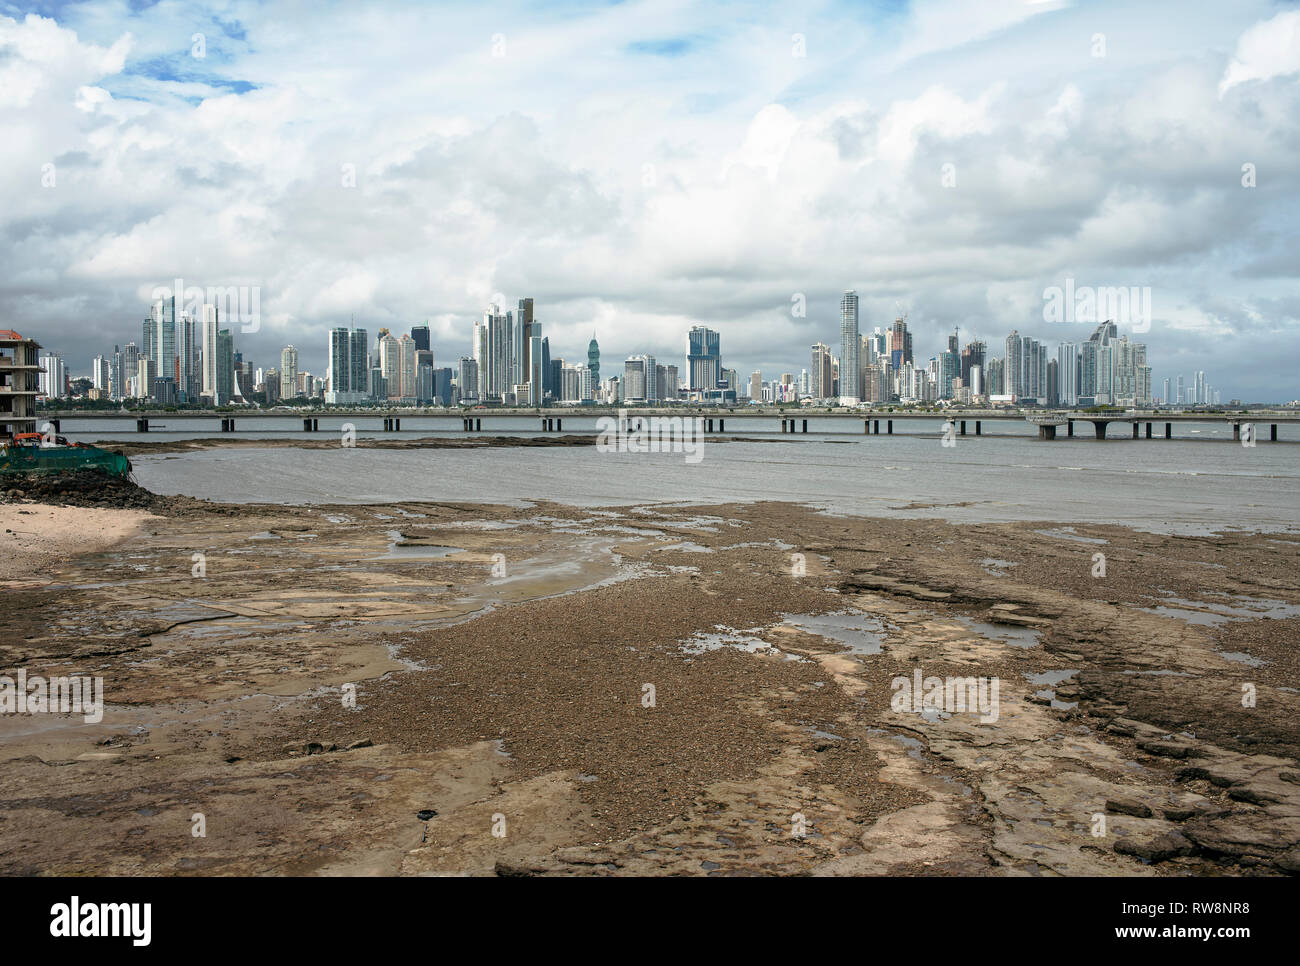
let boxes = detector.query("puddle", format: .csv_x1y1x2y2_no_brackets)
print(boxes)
1032,527,1107,545
1217,650,1266,668
375,530,466,560
1140,605,1232,626
781,611,889,655
953,616,1042,648
681,626,778,656
1144,593,1300,624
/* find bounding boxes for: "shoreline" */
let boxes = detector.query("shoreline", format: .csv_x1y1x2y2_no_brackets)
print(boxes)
0,479,1297,875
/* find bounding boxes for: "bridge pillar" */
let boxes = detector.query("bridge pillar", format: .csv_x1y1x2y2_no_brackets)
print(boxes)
137,418,148,432
1092,421,1108,440
1067,420,1074,437
802,419,807,433
719,419,724,432
1272,424,1278,442
476,418,482,431
864,420,869,434
874,419,880,434
1233,422,1241,441
1146,422,1152,438
557,418,562,431
1165,422,1171,439
887,419,893,435
1038,424,1057,440
1132,423,1139,439
975,421,981,436
960,420,967,436
304,418,313,432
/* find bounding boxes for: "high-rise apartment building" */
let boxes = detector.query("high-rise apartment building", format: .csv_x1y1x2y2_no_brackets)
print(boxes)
38,352,66,398
810,343,832,400
839,290,859,404
687,325,721,391
1005,332,1022,398
326,326,370,404
280,345,299,401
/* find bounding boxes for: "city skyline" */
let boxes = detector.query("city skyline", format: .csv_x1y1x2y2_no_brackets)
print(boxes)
3,3,1299,399
40,288,1234,408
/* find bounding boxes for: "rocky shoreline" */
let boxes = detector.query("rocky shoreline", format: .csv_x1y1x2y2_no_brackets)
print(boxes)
0,479,1296,876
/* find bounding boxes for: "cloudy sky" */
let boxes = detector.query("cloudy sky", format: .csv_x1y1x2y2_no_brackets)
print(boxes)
3,0,1299,400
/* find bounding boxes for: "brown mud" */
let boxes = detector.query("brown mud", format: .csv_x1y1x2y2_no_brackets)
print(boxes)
0,486,1297,876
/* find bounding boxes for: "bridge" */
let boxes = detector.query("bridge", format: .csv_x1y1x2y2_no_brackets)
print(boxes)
42,406,1300,442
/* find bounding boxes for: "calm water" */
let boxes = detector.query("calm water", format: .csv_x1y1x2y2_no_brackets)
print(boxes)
129,435,1300,534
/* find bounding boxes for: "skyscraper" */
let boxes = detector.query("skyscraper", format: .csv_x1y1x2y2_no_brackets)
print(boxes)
516,298,534,389
587,334,600,387
215,329,234,405
280,345,299,401
177,312,196,401
890,317,913,371
201,304,219,403
1005,332,1022,398
411,324,430,353
810,343,832,401
623,356,649,402
1058,343,1079,406
839,290,859,404
687,325,721,391
326,326,370,404
528,323,544,406
152,294,176,392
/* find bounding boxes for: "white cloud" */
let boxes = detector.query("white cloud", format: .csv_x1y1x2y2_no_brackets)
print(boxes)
0,1,1297,399
1220,10,1300,96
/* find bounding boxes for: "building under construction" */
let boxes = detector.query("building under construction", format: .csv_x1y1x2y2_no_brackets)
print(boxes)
0,329,43,440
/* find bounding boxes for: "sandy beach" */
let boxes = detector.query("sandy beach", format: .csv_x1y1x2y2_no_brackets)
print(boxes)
1,473,1297,877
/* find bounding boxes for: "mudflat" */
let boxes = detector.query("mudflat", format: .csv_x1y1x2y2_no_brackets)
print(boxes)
1,490,1297,876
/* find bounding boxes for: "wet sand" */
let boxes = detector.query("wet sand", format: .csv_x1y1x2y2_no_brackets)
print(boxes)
1,492,1297,876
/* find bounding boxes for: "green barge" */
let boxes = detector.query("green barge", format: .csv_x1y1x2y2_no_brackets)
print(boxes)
0,434,131,478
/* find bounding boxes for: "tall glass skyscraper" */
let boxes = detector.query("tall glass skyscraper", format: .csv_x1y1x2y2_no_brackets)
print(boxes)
839,290,859,403
587,334,600,388
687,325,721,390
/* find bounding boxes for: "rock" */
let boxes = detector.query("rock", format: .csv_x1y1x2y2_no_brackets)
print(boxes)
346,738,373,750
416,809,437,821
1277,848,1300,873
1228,783,1285,806
494,860,549,877
1106,796,1153,818
1138,739,1200,759
1114,831,1194,862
